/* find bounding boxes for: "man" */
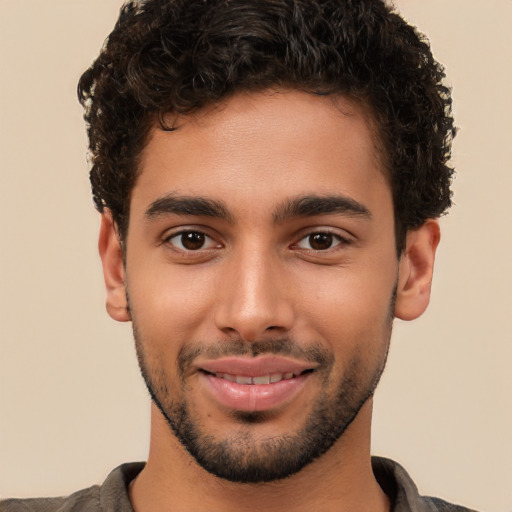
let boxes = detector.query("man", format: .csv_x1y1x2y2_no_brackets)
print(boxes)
1,0,478,511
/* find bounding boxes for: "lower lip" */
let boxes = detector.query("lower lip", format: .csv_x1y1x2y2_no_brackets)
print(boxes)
199,372,311,412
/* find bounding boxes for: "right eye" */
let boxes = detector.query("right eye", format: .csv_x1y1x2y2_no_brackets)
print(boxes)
166,230,219,251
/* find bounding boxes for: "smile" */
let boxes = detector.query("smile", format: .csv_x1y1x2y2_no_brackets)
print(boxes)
211,372,298,384
196,355,317,377
197,369,313,412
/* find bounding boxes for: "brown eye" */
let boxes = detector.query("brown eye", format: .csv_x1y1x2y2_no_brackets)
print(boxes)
296,232,345,251
167,230,218,251
181,232,205,250
308,233,334,250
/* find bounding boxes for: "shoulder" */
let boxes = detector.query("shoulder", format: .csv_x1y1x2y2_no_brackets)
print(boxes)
420,496,479,512
0,485,99,512
0,462,144,512
372,456,480,512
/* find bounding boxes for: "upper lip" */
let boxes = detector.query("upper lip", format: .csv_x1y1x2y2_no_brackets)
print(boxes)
196,356,317,377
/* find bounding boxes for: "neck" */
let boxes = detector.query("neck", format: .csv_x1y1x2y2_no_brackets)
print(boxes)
129,400,390,512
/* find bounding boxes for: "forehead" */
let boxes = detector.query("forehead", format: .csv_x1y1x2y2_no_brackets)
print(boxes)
132,90,391,220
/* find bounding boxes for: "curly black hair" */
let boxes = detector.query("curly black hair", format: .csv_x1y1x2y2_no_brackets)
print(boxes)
78,0,455,253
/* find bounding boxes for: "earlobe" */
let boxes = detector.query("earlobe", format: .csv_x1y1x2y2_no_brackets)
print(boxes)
395,220,440,321
98,212,131,322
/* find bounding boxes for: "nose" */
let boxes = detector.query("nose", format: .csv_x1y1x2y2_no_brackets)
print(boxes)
214,245,295,342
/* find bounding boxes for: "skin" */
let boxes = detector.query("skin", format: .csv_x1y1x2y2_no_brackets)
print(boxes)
99,90,440,512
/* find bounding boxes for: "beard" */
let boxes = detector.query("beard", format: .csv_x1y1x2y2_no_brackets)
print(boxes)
129,279,396,484
131,312,393,484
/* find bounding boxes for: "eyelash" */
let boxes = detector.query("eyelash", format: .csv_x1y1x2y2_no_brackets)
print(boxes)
163,229,220,252
292,230,352,252
163,228,352,255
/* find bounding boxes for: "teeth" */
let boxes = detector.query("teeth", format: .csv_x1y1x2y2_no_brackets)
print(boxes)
213,372,299,384
253,375,271,385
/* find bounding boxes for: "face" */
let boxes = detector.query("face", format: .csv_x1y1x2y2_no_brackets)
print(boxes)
104,91,424,483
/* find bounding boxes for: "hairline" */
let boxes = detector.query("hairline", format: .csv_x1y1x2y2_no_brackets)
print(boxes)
117,88,405,256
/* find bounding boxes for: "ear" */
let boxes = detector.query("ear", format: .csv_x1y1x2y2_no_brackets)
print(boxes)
395,219,440,321
98,212,131,322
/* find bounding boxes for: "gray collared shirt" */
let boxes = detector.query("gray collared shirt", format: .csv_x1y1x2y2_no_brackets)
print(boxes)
0,457,479,511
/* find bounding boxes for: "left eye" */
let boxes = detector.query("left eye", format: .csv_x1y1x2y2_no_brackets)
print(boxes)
167,231,219,251
296,232,343,251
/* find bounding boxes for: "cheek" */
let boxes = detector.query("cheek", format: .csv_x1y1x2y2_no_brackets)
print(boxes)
127,263,219,343
295,262,397,350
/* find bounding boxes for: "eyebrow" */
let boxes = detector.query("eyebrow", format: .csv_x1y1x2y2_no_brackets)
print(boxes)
145,192,371,224
273,194,372,223
145,194,233,221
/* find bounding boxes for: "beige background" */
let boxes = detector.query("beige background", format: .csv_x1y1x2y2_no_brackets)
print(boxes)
0,1,511,510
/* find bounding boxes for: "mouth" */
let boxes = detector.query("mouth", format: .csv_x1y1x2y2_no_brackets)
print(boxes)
196,357,316,412
200,369,313,385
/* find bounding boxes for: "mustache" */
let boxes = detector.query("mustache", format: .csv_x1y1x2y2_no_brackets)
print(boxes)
177,337,334,376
